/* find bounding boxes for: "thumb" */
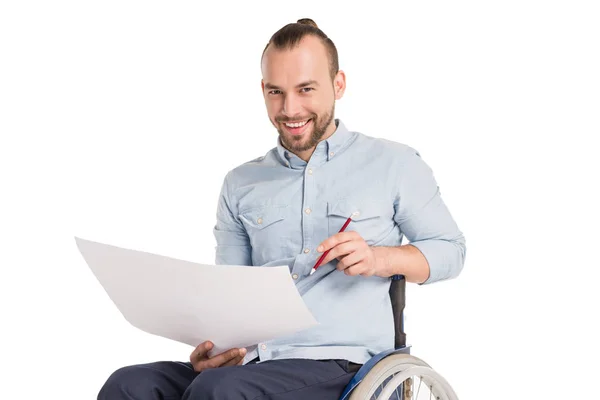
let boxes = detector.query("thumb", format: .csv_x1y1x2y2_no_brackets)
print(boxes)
192,341,213,360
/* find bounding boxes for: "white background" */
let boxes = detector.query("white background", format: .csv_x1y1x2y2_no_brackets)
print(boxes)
1,1,599,399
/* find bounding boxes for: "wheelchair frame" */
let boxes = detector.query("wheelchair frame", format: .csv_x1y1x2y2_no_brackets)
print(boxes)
339,275,415,400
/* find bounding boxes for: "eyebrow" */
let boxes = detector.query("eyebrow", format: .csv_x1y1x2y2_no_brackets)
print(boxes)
264,80,319,90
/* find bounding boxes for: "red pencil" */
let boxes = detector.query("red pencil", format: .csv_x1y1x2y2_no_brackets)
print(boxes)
310,215,354,275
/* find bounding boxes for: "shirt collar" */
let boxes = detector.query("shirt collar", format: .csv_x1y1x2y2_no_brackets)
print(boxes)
276,119,355,169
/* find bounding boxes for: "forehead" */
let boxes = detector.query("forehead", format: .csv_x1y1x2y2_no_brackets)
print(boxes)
261,36,330,88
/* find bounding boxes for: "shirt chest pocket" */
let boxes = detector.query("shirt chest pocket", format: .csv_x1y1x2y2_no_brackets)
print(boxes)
238,205,290,263
327,199,389,245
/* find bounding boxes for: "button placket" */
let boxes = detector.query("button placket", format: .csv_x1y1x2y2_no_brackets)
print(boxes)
299,161,316,279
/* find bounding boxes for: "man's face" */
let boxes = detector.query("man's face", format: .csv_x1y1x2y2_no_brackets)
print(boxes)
261,36,345,158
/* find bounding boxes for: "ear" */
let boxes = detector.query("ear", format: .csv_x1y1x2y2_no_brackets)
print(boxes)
333,70,346,100
261,79,265,98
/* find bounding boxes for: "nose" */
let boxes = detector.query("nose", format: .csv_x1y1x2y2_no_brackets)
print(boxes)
282,93,302,118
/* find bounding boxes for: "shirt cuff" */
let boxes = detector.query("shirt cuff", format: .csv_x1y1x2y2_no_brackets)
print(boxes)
409,239,463,285
242,345,259,365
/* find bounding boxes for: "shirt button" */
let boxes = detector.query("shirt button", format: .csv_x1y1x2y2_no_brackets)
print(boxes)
308,168,313,175
292,273,299,280
305,208,311,214
257,217,263,224
260,344,267,350
330,151,334,157
303,248,310,254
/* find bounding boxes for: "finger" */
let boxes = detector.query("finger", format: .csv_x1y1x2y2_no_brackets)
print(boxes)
337,250,364,271
344,262,369,276
222,354,245,367
361,268,376,277
317,231,359,254
320,241,359,266
221,348,247,367
205,348,241,369
220,355,244,367
190,341,213,362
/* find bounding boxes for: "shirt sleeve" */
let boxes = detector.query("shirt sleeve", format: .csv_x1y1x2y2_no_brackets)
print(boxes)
393,147,467,284
213,173,252,266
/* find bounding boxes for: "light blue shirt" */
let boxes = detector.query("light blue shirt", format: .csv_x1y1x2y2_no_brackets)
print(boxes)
213,119,466,365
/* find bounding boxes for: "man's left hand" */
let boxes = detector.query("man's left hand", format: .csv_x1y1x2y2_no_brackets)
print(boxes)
316,231,392,277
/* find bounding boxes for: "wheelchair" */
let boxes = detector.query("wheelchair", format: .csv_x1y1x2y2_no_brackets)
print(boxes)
339,275,459,400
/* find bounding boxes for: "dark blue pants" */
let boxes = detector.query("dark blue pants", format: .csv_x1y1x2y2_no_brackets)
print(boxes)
98,358,361,399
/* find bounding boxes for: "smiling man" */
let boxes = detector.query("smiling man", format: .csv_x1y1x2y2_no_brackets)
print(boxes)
98,18,466,400
261,27,341,162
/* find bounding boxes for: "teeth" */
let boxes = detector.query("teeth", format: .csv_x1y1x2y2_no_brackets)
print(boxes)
285,120,309,128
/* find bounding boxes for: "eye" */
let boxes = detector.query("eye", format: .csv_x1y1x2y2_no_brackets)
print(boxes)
300,87,314,93
268,90,282,95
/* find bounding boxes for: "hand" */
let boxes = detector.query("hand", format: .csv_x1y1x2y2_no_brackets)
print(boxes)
189,341,247,373
317,231,390,277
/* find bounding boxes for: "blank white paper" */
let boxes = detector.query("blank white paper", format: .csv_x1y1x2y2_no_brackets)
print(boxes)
75,237,318,356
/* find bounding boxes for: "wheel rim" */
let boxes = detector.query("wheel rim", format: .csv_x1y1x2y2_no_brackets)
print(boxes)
365,365,458,400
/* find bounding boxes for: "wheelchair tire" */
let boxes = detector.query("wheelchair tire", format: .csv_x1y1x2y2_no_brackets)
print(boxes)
347,354,458,400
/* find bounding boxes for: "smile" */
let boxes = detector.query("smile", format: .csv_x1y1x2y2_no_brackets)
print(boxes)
282,119,312,136
284,119,310,128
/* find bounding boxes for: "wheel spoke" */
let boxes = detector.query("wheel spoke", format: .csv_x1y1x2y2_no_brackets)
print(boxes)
348,354,457,400
416,376,423,398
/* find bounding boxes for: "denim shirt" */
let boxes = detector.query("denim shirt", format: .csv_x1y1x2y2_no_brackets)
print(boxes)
213,119,466,365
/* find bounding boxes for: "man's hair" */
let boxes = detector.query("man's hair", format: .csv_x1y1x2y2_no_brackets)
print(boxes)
261,18,339,81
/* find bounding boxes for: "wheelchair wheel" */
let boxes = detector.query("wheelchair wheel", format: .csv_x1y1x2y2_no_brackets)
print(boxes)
348,354,458,400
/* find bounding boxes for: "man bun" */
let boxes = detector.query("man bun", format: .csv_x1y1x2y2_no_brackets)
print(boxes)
296,18,318,28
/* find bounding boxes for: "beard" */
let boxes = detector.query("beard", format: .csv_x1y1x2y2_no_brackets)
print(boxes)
275,104,335,153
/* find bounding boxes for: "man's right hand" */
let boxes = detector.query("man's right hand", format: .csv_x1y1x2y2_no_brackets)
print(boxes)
189,341,247,373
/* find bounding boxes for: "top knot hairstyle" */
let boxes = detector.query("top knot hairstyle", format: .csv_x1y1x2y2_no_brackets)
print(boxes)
261,18,340,81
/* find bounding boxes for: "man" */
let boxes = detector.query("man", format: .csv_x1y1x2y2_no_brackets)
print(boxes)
98,18,466,400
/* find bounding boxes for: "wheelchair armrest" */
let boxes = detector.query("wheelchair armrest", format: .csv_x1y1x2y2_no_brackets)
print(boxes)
390,275,406,349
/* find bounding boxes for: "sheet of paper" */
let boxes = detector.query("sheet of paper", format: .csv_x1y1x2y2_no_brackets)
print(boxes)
75,237,318,356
